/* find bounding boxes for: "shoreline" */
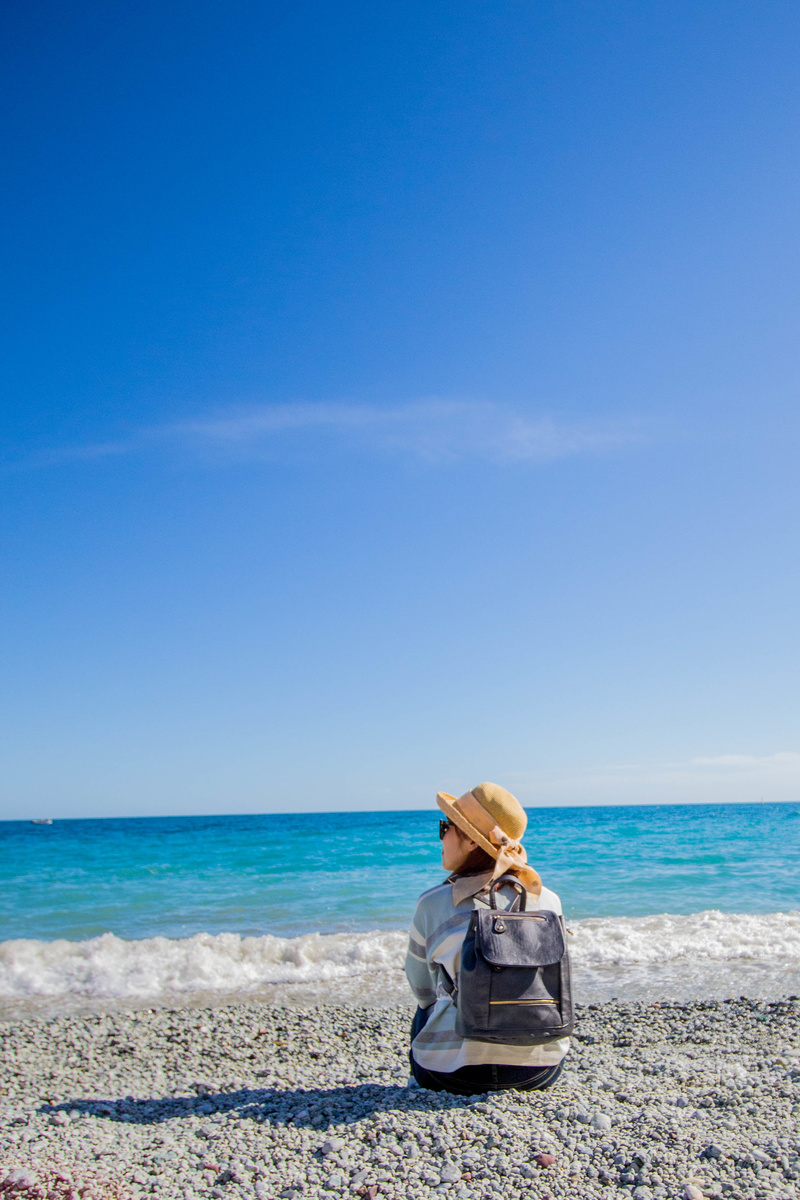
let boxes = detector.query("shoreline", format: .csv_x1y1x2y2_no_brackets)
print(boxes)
2,997,799,1200
3,908,800,1023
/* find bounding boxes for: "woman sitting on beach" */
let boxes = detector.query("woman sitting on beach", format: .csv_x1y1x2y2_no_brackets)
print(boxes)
405,782,570,1095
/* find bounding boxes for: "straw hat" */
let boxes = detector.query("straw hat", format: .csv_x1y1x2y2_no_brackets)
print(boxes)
436,782,541,896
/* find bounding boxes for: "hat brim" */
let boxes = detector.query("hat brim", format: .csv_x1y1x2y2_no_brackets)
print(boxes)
436,792,499,861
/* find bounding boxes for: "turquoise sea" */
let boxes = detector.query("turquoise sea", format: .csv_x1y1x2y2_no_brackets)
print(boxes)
1,802,799,1017
2,802,798,941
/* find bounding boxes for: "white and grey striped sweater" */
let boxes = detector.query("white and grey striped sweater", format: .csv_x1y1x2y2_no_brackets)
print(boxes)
404,876,571,1072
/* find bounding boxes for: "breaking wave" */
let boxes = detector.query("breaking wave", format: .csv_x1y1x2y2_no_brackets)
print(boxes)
1,909,799,1017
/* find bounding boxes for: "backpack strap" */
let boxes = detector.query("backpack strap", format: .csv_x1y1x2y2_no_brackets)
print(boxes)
438,962,457,1002
487,874,528,912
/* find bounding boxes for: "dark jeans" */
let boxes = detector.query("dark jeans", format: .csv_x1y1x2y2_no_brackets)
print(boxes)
408,1005,565,1096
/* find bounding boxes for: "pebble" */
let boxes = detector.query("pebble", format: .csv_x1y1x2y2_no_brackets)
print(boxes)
7,1171,37,1189
590,1111,612,1131
0,997,798,1200
534,1152,557,1167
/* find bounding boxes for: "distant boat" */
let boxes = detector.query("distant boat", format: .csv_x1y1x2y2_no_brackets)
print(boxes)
31,818,53,825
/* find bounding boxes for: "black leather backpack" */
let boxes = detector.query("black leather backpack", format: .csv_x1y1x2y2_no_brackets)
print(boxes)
455,874,575,1045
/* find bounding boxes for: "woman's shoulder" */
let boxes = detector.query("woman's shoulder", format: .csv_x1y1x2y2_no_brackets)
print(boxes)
534,883,563,914
413,879,457,925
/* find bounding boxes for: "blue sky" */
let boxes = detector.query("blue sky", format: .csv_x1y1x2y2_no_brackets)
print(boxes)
2,0,799,817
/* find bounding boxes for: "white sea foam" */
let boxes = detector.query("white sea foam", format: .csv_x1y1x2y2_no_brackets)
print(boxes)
568,908,800,1002
0,929,408,1017
1,910,799,1019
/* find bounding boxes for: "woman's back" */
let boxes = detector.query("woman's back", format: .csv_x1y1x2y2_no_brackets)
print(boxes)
404,781,570,1094
406,873,570,1073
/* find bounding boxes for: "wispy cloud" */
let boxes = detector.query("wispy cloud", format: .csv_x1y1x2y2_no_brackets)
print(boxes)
171,401,643,463
5,400,646,471
691,752,800,769
506,751,800,806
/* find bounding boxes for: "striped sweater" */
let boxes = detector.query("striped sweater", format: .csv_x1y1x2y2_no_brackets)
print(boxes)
405,874,571,1072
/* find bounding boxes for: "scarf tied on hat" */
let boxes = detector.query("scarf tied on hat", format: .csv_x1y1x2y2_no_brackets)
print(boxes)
486,824,542,897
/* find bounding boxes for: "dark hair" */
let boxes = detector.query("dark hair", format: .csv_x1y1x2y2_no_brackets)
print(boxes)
455,845,496,876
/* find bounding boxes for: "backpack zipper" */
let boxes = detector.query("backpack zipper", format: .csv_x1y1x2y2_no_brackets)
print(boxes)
488,913,547,921
489,998,558,1005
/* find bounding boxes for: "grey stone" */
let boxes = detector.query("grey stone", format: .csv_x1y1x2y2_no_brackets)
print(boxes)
6,1172,38,1190
590,1112,612,1132
321,1138,344,1155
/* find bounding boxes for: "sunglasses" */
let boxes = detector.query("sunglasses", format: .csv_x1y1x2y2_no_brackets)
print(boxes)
439,819,456,840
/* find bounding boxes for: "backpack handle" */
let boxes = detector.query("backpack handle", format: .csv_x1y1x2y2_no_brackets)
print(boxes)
488,874,528,912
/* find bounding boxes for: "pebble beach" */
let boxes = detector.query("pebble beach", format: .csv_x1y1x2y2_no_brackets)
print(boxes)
2,996,799,1200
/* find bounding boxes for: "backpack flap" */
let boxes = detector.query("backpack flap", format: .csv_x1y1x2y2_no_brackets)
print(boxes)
474,909,565,968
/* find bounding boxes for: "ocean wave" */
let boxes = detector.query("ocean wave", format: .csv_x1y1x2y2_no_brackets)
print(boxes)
0,929,408,1001
569,908,800,967
1,910,799,1015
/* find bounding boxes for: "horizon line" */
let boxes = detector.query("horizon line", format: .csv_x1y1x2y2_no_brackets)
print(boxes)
2,796,797,823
